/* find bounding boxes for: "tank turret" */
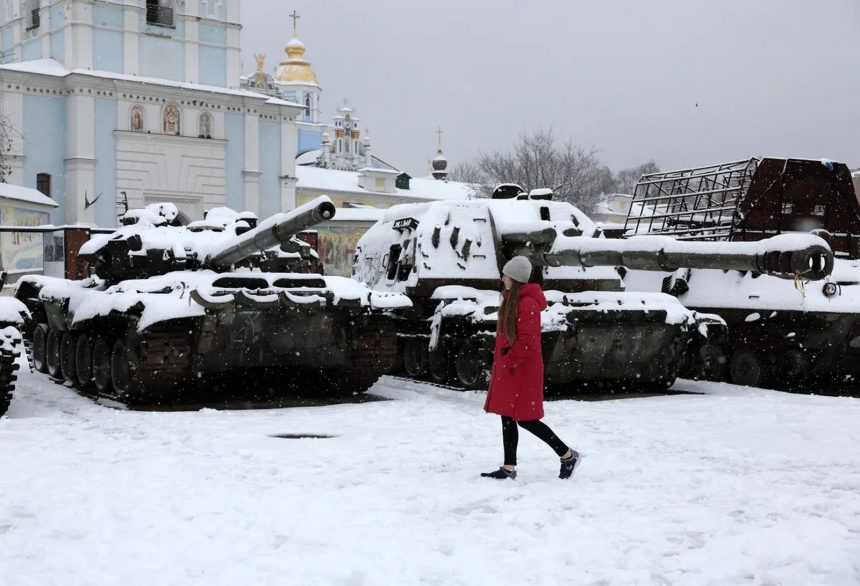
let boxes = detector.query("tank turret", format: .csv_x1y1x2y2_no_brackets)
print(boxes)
79,196,336,284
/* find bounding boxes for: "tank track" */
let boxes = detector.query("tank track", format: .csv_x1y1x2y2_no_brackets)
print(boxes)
341,320,399,394
0,328,22,417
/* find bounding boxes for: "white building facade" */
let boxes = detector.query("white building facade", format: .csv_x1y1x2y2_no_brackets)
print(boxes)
0,0,302,226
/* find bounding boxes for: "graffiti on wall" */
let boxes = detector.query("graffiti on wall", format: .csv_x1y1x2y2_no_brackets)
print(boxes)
0,206,50,272
314,224,372,277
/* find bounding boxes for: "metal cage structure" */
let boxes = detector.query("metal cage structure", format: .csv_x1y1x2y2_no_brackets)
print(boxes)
623,158,759,241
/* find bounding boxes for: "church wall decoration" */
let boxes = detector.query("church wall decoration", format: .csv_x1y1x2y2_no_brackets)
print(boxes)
163,104,180,135
130,105,144,132
198,111,213,139
0,206,51,272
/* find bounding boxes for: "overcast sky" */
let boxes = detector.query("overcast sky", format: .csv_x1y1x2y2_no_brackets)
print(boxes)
240,0,860,178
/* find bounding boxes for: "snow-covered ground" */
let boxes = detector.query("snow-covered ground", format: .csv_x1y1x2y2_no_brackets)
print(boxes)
1,369,859,585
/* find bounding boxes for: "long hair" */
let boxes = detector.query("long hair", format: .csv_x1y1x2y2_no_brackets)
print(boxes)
498,280,522,345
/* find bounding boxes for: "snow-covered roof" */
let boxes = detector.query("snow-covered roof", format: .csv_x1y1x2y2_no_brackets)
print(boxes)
358,167,399,176
595,193,633,215
327,208,385,223
296,166,475,201
296,150,401,172
296,149,323,166
0,183,59,208
0,60,303,109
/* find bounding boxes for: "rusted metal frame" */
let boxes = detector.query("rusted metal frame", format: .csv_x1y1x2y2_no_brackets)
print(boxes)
634,159,754,186
727,159,759,240
627,204,738,222
634,184,743,204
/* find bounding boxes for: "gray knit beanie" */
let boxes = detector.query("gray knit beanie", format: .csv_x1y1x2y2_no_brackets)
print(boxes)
502,256,532,284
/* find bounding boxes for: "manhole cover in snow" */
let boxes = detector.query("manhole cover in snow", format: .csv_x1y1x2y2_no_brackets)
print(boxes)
270,433,338,439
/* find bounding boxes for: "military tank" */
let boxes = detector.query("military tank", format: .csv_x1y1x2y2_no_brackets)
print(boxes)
351,187,831,391
0,271,28,416
621,156,860,389
15,196,410,404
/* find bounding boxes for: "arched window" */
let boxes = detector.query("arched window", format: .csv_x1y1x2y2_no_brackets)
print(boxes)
198,111,213,139
130,105,144,132
163,104,180,135
304,94,312,121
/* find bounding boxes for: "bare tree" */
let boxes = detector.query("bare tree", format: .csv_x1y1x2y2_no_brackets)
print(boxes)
452,129,617,213
0,113,16,183
448,161,494,198
614,160,660,195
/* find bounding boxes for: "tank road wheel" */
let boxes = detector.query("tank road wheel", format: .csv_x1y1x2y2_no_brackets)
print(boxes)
45,329,62,379
428,343,452,384
92,337,113,394
729,348,769,388
455,341,489,390
775,349,809,388
75,334,94,389
697,344,727,382
59,332,78,383
111,337,142,402
403,338,428,378
32,323,49,373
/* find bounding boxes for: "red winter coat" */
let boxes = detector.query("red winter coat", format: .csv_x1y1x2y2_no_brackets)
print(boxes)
484,283,548,421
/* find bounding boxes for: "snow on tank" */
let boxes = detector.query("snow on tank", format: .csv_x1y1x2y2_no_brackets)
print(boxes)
15,197,411,403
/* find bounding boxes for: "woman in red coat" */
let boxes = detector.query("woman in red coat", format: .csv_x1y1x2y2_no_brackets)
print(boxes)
482,256,581,480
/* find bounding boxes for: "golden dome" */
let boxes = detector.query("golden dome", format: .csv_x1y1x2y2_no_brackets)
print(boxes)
274,33,319,85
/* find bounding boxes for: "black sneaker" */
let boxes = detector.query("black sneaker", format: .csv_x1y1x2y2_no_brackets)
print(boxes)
559,450,581,479
481,467,517,480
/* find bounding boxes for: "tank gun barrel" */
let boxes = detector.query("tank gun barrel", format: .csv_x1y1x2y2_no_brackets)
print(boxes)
207,196,336,269
537,233,833,281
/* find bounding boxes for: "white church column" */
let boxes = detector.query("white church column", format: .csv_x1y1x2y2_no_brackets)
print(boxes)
123,4,140,75
65,0,94,71
225,0,241,88
40,4,51,58
65,91,96,224
184,0,199,84
243,111,261,215
9,7,22,63
279,113,297,210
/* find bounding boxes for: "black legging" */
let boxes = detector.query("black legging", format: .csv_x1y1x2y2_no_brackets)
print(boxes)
502,416,569,466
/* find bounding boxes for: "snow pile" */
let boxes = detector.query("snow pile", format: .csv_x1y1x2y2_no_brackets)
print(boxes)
0,297,29,325
121,202,181,227
0,372,858,584
0,325,21,355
